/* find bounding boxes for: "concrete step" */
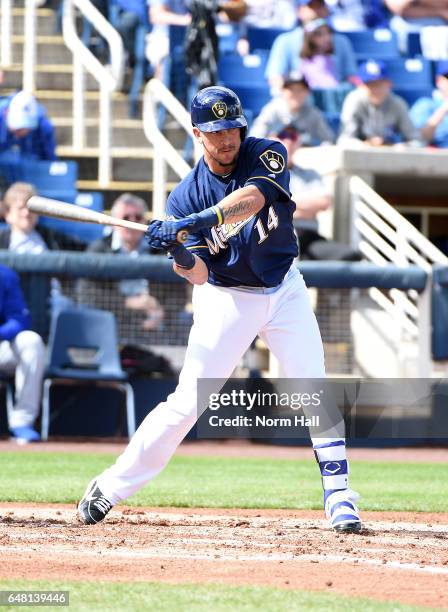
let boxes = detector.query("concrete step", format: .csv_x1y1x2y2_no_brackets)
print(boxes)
53,117,151,148
77,180,178,210
11,35,72,65
2,64,100,91
1,8,57,37
58,147,185,182
1,89,140,120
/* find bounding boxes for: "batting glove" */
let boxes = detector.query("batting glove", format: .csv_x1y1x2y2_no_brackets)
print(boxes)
145,218,195,249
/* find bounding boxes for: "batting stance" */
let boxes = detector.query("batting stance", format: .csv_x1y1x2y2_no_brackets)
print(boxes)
78,86,361,533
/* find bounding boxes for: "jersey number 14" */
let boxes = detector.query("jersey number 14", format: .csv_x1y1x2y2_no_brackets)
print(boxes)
255,206,279,244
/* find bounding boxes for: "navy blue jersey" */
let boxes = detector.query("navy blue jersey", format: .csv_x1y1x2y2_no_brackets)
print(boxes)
166,137,298,287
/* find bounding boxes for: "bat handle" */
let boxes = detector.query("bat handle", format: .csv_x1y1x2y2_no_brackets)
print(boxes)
176,230,188,243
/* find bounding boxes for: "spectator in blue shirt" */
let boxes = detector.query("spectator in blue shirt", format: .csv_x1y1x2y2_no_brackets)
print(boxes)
0,265,45,443
0,91,57,161
410,61,448,148
115,0,150,68
265,1,357,91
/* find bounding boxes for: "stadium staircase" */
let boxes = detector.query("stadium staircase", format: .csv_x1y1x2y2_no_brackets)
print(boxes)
1,1,180,208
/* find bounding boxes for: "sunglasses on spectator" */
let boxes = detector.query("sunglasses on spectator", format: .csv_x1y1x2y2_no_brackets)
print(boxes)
277,129,300,141
122,213,144,222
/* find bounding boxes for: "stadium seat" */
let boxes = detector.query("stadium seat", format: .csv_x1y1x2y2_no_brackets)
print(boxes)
394,86,433,106
37,215,104,243
247,26,294,53
37,191,104,242
385,57,433,89
407,32,422,57
74,191,104,212
345,29,399,60
311,85,353,115
218,52,268,87
41,307,136,440
216,22,240,55
226,83,272,119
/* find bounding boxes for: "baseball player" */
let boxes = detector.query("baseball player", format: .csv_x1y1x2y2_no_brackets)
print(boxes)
78,86,361,533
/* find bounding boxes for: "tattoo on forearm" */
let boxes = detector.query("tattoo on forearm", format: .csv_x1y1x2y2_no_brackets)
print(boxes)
223,199,254,221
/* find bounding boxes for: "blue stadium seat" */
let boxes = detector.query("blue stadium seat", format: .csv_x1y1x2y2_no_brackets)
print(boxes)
19,160,78,196
74,191,104,212
345,29,399,60
37,191,105,243
394,86,433,107
384,57,433,89
36,216,104,243
247,26,293,53
406,32,422,57
216,22,240,55
227,83,272,118
218,52,268,87
41,307,136,440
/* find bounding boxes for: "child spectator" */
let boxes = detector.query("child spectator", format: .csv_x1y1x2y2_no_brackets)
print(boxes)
299,18,357,90
250,75,334,144
338,59,421,146
266,2,356,91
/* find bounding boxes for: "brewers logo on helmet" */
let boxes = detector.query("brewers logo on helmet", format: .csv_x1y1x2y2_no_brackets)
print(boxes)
212,102,227,119
191,86,247,137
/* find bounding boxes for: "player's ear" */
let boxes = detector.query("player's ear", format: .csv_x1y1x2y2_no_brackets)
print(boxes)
192,127,202,142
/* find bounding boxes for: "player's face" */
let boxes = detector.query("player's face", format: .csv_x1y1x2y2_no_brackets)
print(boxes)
364,79,391,106
194,127,241,174
5,195,38,233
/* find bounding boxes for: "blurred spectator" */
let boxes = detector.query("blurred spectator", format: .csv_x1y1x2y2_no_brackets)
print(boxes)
0,182,85,319
78,193,164,332
115,0,150,69
249,75,334,144
410,60,448,147
325,0,389,32
338,60,422,146
241,0,297,29
385,0,448,52
0,91,57,161
299,18,357,89
0,183,84,252
275,126,361,260
265,1,356,91
0,264,45,443
147,0,191,78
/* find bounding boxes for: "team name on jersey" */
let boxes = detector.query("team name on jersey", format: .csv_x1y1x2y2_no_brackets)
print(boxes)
205,216,255,254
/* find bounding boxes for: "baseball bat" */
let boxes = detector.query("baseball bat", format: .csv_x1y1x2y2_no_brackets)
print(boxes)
27,196,188,243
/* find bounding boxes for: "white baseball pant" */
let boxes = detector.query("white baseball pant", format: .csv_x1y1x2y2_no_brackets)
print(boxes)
98,267,335,504
0,330,46,429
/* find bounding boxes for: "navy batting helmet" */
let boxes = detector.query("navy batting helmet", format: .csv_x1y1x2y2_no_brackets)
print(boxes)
190,86,247,136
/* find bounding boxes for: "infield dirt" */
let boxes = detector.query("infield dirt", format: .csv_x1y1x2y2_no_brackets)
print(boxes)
1,441,447,609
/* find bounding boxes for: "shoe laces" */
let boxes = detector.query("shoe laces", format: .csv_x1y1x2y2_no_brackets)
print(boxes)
93,496,112,514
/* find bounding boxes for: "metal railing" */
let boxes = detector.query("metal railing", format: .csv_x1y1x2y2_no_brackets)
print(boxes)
0,0,12,67
350,175,448,376
143,78,202,218
63,0,124,185
0,0,36,90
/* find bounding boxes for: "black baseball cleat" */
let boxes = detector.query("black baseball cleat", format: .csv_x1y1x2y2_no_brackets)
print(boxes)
78,479,113,525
